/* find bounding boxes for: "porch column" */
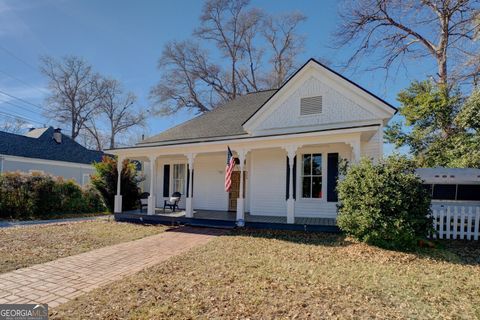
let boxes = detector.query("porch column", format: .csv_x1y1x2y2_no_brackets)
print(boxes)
147,155,157,215
185,153,196,218
284,145,298,224
114,156,124,213
348,137,361,163
236,149,248,224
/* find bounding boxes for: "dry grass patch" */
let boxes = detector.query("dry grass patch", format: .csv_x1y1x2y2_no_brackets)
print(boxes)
0,220,167,273
52,229,480,319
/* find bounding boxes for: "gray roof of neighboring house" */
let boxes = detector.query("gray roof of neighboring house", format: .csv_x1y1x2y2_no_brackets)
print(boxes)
138,89,277,146
0,127,104,165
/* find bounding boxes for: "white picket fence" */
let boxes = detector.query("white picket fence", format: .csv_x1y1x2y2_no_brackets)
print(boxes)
431,206,480,240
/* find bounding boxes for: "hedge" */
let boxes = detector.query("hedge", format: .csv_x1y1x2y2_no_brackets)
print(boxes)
0,172,105,220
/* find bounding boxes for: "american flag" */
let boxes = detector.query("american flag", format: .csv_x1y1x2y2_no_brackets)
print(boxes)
225,146,235,192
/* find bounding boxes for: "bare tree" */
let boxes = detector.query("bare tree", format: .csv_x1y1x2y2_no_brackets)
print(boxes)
195,0,263,100
335,0,480,87
93,79,145,149
263,12,307,89
151,0,306,115
0,118,28,134
41,56,104,140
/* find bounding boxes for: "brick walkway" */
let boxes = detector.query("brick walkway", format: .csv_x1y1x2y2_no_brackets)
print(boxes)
0,227,225,308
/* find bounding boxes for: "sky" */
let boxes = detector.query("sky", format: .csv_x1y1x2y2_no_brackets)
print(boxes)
0,0,436,151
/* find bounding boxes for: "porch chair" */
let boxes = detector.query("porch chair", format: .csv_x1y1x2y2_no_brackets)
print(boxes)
139,192,150,213
164,192,182,212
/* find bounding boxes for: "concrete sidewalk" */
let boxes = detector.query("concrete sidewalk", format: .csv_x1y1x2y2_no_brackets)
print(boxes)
0,215,113,228
0,227,224,308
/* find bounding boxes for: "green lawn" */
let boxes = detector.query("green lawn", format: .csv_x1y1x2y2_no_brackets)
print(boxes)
0,220,167,273
51,229,480,319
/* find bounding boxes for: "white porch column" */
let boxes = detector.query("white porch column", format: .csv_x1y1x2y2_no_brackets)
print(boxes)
114,156,124,213
284,145,298,224
147,155,157,215
236,149,248,224
348,136,361,163
185,153,196,218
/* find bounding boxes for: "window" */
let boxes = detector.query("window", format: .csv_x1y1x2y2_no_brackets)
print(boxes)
301,153,322,198
300,96,322,115
82,174,91,186
456,185,480,201
432,184,456,200
172,164,186,196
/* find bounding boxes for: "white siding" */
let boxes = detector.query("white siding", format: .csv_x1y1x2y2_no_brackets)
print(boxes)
2,158,94,186
194,154,228,211
249,149,287,216
255,76,377,132
361,127,382,161
293,144,350,219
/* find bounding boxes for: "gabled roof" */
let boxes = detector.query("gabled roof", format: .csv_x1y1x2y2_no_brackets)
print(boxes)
138,90,276,146
243,58,397,128
0,127,104,165
134,58,396,147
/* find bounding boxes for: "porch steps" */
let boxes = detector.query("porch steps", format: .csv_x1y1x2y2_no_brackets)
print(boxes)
185,218,236,229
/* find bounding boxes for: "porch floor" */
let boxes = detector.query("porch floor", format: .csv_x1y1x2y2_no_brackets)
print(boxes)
122,208,337,226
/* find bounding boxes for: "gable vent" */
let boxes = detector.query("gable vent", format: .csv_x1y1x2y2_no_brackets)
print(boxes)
300,96,322,115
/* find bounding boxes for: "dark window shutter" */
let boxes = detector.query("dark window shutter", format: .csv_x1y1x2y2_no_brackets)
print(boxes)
286,156,297,200
327,153,339,202
163,165,170,197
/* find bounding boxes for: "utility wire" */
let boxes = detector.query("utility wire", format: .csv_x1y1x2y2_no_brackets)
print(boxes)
0,110,45,126
0,98,43,116
0,44,39,72
0,69,48,95
0,89,45,111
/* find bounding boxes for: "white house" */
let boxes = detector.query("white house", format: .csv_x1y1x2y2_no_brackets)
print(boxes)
109,59,397,225
0,127,103,186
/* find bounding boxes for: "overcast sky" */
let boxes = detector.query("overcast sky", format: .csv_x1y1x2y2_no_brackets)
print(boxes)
0,0,436,150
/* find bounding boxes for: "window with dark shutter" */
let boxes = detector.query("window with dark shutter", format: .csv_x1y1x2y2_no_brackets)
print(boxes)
300,96,322,115
327,153,339,202
163,165,170,197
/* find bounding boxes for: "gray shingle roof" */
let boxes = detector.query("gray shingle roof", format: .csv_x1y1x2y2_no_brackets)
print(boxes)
138,90,276,146
0,127,104,164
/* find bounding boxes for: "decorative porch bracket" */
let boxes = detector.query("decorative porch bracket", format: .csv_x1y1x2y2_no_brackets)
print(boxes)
114,156,125,213
235,149,249,224
346,136,361,163
283,144,300,224
147,155,158,215
185,153,196,218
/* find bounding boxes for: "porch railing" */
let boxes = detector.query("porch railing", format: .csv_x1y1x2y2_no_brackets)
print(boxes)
431,205,480,240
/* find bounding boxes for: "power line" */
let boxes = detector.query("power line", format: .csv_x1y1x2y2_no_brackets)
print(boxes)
0,44,38,72
0,98,43,117
0,69,48,96
0,110,45,126
0,89,45,111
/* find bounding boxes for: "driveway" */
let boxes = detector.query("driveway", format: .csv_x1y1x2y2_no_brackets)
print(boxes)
0,227,225,308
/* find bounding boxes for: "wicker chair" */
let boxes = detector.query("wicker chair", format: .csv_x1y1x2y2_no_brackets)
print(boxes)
164,192,182,212
139,192,150,212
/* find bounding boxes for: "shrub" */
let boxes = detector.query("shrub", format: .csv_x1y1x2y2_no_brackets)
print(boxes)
91,156,144,212
0,172,106,220
336,156,432,250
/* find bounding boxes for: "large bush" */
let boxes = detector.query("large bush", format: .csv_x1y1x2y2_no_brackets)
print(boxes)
91,156,143,212
0,172,105,220
337,156,432,249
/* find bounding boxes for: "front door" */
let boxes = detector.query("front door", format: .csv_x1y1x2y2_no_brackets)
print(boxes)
228,171,246,211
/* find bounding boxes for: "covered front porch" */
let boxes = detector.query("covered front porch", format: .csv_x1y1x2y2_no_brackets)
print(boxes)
116,209,339,232
111,125,381,230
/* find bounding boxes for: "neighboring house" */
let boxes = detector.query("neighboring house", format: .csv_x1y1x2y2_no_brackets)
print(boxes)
0,127,104,186
110,59,397,225
416,168,480,206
